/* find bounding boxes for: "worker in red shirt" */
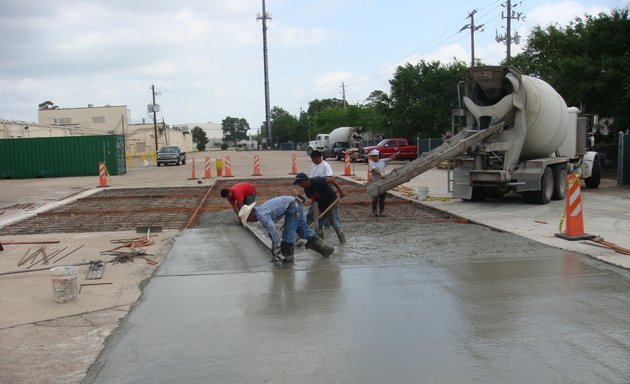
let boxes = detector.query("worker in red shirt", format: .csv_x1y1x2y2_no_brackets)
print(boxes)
221,182,257,222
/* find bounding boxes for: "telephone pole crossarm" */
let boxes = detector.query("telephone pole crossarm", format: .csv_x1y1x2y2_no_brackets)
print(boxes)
460,10,484,67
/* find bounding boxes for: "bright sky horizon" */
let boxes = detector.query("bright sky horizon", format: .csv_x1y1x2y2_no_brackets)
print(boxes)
1,0,628,130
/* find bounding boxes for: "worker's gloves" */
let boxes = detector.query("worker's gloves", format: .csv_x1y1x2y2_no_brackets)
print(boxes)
271,244,281,257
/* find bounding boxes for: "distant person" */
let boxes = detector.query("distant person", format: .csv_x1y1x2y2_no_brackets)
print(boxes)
309,150,333,178
368,149,400,217
308,150,345,226
221,183,256,222
293,173,346,244
238,196,334,262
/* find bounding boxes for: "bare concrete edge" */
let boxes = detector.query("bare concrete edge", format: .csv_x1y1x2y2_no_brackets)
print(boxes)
0,188,100,229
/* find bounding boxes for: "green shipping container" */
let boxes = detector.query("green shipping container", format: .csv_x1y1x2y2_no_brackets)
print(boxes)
0,135,126,179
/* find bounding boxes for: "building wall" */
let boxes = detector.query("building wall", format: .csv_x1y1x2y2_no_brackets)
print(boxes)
125,124,193,156
38,105,128,134
0,120,103,139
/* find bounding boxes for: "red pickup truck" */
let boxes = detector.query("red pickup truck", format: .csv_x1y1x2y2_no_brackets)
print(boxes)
360,138,418,161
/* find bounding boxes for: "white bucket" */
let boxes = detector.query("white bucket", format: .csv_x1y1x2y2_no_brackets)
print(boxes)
50,266,78,303
416,186,429,201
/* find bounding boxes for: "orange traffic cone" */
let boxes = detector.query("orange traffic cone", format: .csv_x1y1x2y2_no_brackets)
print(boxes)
188,158,198,180
203,156,213,179
223,156,234,177
556,174,595,240
289,154,298,175
252,155,262,176
97,162,110,187
343,152,354,176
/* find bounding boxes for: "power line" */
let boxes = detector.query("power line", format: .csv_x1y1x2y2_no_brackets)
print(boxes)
345,0,502,88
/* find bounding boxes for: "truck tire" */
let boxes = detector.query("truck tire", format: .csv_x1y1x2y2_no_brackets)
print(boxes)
585,156,601,188
307,147,313,155
463,186,486,202
533,167,553,204
551,165,567,200
522,191,535,204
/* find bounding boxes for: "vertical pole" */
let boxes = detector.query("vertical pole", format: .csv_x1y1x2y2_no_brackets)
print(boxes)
151,84,158,153
258,0,272,147
506,0,512,59
121,114,127,173
470,11,476,67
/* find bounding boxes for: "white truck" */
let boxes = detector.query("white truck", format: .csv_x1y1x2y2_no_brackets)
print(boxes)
367,66,601,204
306,126,367,160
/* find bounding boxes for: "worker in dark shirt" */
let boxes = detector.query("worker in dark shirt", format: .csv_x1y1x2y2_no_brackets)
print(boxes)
293,172,346,244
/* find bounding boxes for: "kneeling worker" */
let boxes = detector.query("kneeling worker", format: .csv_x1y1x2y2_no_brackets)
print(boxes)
238,196,334,262
221,182,256,223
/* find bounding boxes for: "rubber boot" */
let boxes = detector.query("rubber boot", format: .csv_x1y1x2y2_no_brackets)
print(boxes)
281,242,295,263
306,236,334,258
378,201,386,217
335,229,346,244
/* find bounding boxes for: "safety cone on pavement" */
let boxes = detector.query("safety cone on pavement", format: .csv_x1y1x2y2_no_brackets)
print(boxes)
555,174,595,241
97,162,110,187
223,156,234,177
203,156,213,179
188,158,198,180
289,154,298,175
343,152,354,176
252,155,262,176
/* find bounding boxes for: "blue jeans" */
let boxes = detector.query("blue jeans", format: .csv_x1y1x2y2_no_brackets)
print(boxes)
321,204,341,232
282,202,315,245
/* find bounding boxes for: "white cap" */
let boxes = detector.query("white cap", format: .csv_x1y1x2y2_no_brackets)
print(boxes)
238,203,256,225
369,149,380,157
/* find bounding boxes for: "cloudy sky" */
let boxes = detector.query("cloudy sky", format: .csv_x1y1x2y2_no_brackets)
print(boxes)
0,0,626,129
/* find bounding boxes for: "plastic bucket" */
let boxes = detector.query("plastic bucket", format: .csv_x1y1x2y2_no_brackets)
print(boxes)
50,266,78,303
416,186,429,201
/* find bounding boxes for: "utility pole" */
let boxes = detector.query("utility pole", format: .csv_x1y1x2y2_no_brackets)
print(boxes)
460,10,484,67
257,0,272,147
495,0,524,60
150,84,159,152
341,82,347,111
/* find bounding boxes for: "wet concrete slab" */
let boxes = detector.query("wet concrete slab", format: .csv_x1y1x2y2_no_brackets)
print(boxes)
84,221,630,384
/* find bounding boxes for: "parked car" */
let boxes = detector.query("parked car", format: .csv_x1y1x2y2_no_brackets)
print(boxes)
359,138,417,161
157,146,186,166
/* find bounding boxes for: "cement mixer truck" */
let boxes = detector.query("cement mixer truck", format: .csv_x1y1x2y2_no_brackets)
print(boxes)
367,66,601,204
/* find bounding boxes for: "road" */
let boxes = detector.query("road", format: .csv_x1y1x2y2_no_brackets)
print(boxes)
1,150,629,383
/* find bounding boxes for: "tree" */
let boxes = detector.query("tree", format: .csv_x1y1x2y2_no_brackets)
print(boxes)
363,90,391,136
269,107,300,144
221,116,249,147
388,60,468,139
191,126,209,151
38,101,59,110
506,8,630,138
